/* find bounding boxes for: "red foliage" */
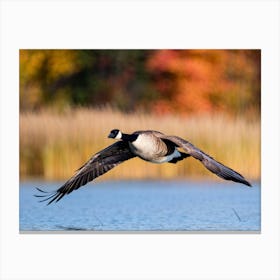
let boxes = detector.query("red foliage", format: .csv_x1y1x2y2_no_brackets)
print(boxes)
147,50,260,116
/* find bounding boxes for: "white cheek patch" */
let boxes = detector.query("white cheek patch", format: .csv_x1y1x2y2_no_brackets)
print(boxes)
115,130,122,139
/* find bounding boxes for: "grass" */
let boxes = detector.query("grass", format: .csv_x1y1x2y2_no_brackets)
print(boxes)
20,107,260,182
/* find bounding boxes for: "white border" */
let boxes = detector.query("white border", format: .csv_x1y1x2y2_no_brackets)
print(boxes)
1,1,279,279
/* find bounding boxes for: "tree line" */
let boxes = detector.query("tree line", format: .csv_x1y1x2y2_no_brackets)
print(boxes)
20,49,260,117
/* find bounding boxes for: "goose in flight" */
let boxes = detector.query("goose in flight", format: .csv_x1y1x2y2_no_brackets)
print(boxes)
35,129,251,204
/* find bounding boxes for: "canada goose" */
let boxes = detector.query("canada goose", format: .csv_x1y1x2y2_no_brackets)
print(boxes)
35,129,251,204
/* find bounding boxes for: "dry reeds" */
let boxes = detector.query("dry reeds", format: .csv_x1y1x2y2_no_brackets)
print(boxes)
20,108,260,181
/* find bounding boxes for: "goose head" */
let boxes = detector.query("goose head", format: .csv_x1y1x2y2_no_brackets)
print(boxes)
108,129,122,139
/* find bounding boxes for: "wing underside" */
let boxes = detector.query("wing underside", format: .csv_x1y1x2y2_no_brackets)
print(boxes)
35,141,135,204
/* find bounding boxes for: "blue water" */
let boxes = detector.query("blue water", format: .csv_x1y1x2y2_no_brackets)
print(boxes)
20,180,260,232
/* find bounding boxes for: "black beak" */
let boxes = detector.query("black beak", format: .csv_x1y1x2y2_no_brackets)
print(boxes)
108,132,114,138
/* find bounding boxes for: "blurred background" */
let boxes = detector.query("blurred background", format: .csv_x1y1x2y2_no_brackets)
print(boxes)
20,49,261,182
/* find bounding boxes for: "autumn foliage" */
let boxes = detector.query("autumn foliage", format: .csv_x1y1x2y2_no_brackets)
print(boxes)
147,50,260,115
20,49,260,117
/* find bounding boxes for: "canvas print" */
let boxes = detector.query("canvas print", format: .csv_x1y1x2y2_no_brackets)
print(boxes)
19,50,261,231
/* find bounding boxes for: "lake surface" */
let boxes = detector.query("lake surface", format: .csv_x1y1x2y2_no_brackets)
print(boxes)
20,180,261,232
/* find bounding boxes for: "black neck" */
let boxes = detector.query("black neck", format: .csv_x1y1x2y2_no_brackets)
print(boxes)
121,133,138,142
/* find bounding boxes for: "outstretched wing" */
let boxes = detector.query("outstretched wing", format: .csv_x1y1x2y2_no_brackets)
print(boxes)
160,135,251,187
35,141,135,204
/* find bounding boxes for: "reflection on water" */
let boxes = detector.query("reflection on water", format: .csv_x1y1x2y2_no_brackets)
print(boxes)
20,180,261,232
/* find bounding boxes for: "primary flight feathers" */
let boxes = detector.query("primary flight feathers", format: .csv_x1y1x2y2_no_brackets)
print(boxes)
35,129,251,204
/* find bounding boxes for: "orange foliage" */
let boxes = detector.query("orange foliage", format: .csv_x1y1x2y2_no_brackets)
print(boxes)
20,49,260,117
147,50,260,116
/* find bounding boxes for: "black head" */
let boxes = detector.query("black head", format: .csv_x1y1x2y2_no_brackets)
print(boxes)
108,129,122,139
